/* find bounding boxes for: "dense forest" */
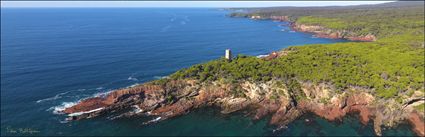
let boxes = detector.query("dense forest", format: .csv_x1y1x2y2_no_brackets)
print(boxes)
168,2,424,101
229,1,424,38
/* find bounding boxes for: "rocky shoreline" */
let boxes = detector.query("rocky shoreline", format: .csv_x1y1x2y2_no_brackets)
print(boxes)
291,23,377,42
60,15,423,136
62,78,424,136
249,15,376,42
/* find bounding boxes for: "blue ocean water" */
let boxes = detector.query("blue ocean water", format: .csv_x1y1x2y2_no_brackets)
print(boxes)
0,8,414,136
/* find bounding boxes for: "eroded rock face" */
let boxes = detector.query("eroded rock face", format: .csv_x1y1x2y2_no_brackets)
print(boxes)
242,15,377,42
61,79,424,136
63,97,109,114
347,34,377,42
291,23,377,42
298,93,379,135
63,84,163,115
408,112,425,136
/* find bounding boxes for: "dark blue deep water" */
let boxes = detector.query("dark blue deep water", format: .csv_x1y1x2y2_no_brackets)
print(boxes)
1,8,415,136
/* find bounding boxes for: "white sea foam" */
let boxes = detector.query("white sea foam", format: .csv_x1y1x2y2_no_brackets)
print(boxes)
48,82,142,115
153,76,169,79
67,107,104,117
256,54,269,58
127,76,138,81
49,102,78,114
36,91,71,103
153,117,161,121
36,96,60,103
37,86,106,104
96,87,104,90
143,117,162,125
132,105,143,113
59,120,69,124
48,90,112,115
92,90,113,98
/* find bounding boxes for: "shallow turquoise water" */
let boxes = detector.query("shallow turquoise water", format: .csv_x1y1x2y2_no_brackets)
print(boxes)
1,8,415,136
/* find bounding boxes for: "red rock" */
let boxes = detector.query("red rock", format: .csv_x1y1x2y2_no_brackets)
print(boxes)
290,23,376,42
151,100,194,117
295,93,374,126
298,101,345,121
254,99,281,120
61,79,424,137
346,34,376,42
63,84,164,114
264,52,279,60
349,106,371,125
408,112,425,137
63,97,108,114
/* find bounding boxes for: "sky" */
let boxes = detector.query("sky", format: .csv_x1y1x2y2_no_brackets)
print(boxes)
1,1,393,8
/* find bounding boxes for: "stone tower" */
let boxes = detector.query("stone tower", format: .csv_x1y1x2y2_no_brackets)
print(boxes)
225,49,232,61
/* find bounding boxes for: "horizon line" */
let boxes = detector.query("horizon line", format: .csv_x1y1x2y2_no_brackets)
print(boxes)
1,1,394,8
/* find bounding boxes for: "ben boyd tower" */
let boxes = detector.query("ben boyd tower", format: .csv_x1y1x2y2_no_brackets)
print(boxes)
225,49,232,61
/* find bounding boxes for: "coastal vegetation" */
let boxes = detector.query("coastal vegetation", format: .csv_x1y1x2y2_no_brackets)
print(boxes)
416,103,425,112
171,1,425,100
61,2,425,136
229,1,424,38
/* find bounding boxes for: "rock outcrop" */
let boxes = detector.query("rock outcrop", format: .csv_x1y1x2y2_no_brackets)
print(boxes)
408,112,425,136
61,79,424,136
291,23,377,42
243,15,377,42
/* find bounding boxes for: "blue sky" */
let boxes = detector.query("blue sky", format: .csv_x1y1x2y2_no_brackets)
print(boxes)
1,1,393,8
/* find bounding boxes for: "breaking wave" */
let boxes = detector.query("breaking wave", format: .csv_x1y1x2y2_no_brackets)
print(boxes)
142,117,162,125
96,87,104,90
48,102,78,114
128,76,138,81
256,54,269,58
48,90,112,115
153,76,169,79
92,90,114,98
68,107,104,117
48,83,136,115
128,83,140,88
37,87,104,104
132,105,143,113
36,91,71,103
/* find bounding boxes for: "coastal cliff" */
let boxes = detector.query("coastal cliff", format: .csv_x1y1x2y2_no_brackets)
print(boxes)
234,14,377,42
290,23,377,42
62,2,424,136
62,76,425,136
62,16,424,137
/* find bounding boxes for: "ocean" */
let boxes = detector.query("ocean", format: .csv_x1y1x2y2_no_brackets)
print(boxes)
0,8,415,136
